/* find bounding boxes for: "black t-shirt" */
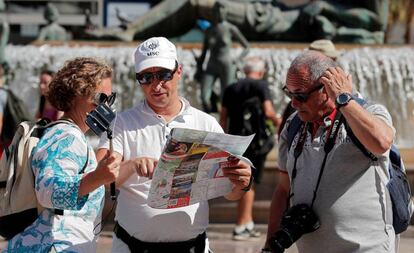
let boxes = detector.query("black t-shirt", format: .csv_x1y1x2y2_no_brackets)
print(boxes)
222,78,271,135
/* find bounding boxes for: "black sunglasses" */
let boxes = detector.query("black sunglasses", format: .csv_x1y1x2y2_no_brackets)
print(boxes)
93,92,116,106
136,62,178,85
282,84,323,103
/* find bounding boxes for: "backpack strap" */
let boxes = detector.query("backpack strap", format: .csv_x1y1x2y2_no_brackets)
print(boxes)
287,113,303,151
79,148,89,174
389,144,402,169
342,97,379,161
41,118,89,172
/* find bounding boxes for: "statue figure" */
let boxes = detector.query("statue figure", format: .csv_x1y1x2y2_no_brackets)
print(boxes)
115,7,131,30
87,0,389,44
37,3,68,41
0,0,9,66
196,2,249,113
84,9,97,31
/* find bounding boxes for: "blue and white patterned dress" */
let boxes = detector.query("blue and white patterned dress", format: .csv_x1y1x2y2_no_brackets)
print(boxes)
4,123,105,253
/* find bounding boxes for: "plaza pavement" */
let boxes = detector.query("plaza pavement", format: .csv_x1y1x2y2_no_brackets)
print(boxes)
94,224,413,253
3,224,412,252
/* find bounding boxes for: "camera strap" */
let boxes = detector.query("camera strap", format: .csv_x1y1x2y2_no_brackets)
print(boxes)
287,122,308,205
289,110,344,208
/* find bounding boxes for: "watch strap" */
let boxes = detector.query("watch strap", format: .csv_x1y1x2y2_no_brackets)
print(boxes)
242,174,254,191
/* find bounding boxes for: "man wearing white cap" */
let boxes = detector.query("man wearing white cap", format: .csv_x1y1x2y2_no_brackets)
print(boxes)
96,37,252,253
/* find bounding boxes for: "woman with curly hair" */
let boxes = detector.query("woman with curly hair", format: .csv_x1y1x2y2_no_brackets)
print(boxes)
4,57,121,253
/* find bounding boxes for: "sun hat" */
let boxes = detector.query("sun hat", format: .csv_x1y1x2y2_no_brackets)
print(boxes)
308,39,341,59
134,37,178,73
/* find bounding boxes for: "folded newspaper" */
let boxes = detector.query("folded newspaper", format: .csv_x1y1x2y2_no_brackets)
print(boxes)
148,128,254,209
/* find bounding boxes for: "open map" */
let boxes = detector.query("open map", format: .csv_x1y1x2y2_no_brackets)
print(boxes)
148,128,254,209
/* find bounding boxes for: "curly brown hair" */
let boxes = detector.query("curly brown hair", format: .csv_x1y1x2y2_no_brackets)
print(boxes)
48,57,113,112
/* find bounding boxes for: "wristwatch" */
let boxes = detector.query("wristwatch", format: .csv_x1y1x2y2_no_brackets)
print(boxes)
335,92,353,109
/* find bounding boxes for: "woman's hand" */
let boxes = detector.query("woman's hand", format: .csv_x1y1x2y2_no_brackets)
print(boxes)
78,151,121,197
95,152,121,185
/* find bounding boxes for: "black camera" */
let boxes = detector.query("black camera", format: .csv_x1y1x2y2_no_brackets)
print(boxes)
269,204,320,253
85,103,115,137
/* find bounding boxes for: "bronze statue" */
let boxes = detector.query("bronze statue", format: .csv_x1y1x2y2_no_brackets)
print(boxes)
87,0,389,44
0,0,9,65
196,2,249,113
37,3,68,41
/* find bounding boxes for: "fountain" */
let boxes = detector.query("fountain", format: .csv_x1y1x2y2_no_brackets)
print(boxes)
4,44,414,149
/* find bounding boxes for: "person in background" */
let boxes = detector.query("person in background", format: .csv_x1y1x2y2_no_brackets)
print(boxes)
308,39,341,61
220,56,281,241
96,37,253,253
35,69,63,121
4,57,121,253
278,39,341,136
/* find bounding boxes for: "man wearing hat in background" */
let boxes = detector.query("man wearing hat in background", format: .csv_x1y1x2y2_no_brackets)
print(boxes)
96,37,253,253
308,39,341,60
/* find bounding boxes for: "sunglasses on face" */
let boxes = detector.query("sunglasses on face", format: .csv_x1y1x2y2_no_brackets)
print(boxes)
282,84,324,103
93,92,116,106
136,62,178,85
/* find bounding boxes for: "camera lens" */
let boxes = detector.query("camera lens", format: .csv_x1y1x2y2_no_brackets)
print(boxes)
270,222,306,252
269,204,320,252
270,229,293,253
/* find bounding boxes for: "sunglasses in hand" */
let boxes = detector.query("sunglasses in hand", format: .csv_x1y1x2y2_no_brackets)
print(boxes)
93,92,116,106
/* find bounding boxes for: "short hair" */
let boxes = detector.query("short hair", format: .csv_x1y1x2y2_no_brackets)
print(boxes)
243,56,266,73
48,57,112,112
288,51,338,84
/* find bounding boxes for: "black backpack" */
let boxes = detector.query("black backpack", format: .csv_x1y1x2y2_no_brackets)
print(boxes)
286,99,413,234
241,96,275,157
0,87,32,144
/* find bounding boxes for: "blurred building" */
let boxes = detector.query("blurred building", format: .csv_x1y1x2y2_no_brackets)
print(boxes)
1,0,413,44
0,0,161,44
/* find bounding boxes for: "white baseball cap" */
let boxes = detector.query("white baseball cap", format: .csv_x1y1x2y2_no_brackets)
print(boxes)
134,37,178,73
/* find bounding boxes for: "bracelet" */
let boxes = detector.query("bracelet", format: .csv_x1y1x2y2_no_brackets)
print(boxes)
261,248,273,253
241,174,254,191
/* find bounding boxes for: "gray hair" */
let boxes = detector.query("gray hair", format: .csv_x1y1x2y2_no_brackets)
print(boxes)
289,51,338,83
243,56,266,73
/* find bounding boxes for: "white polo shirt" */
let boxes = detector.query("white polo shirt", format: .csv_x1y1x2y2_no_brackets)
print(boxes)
98,98,223,242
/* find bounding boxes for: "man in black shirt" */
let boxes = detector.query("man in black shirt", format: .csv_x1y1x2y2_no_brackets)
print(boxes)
220,56,281,240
